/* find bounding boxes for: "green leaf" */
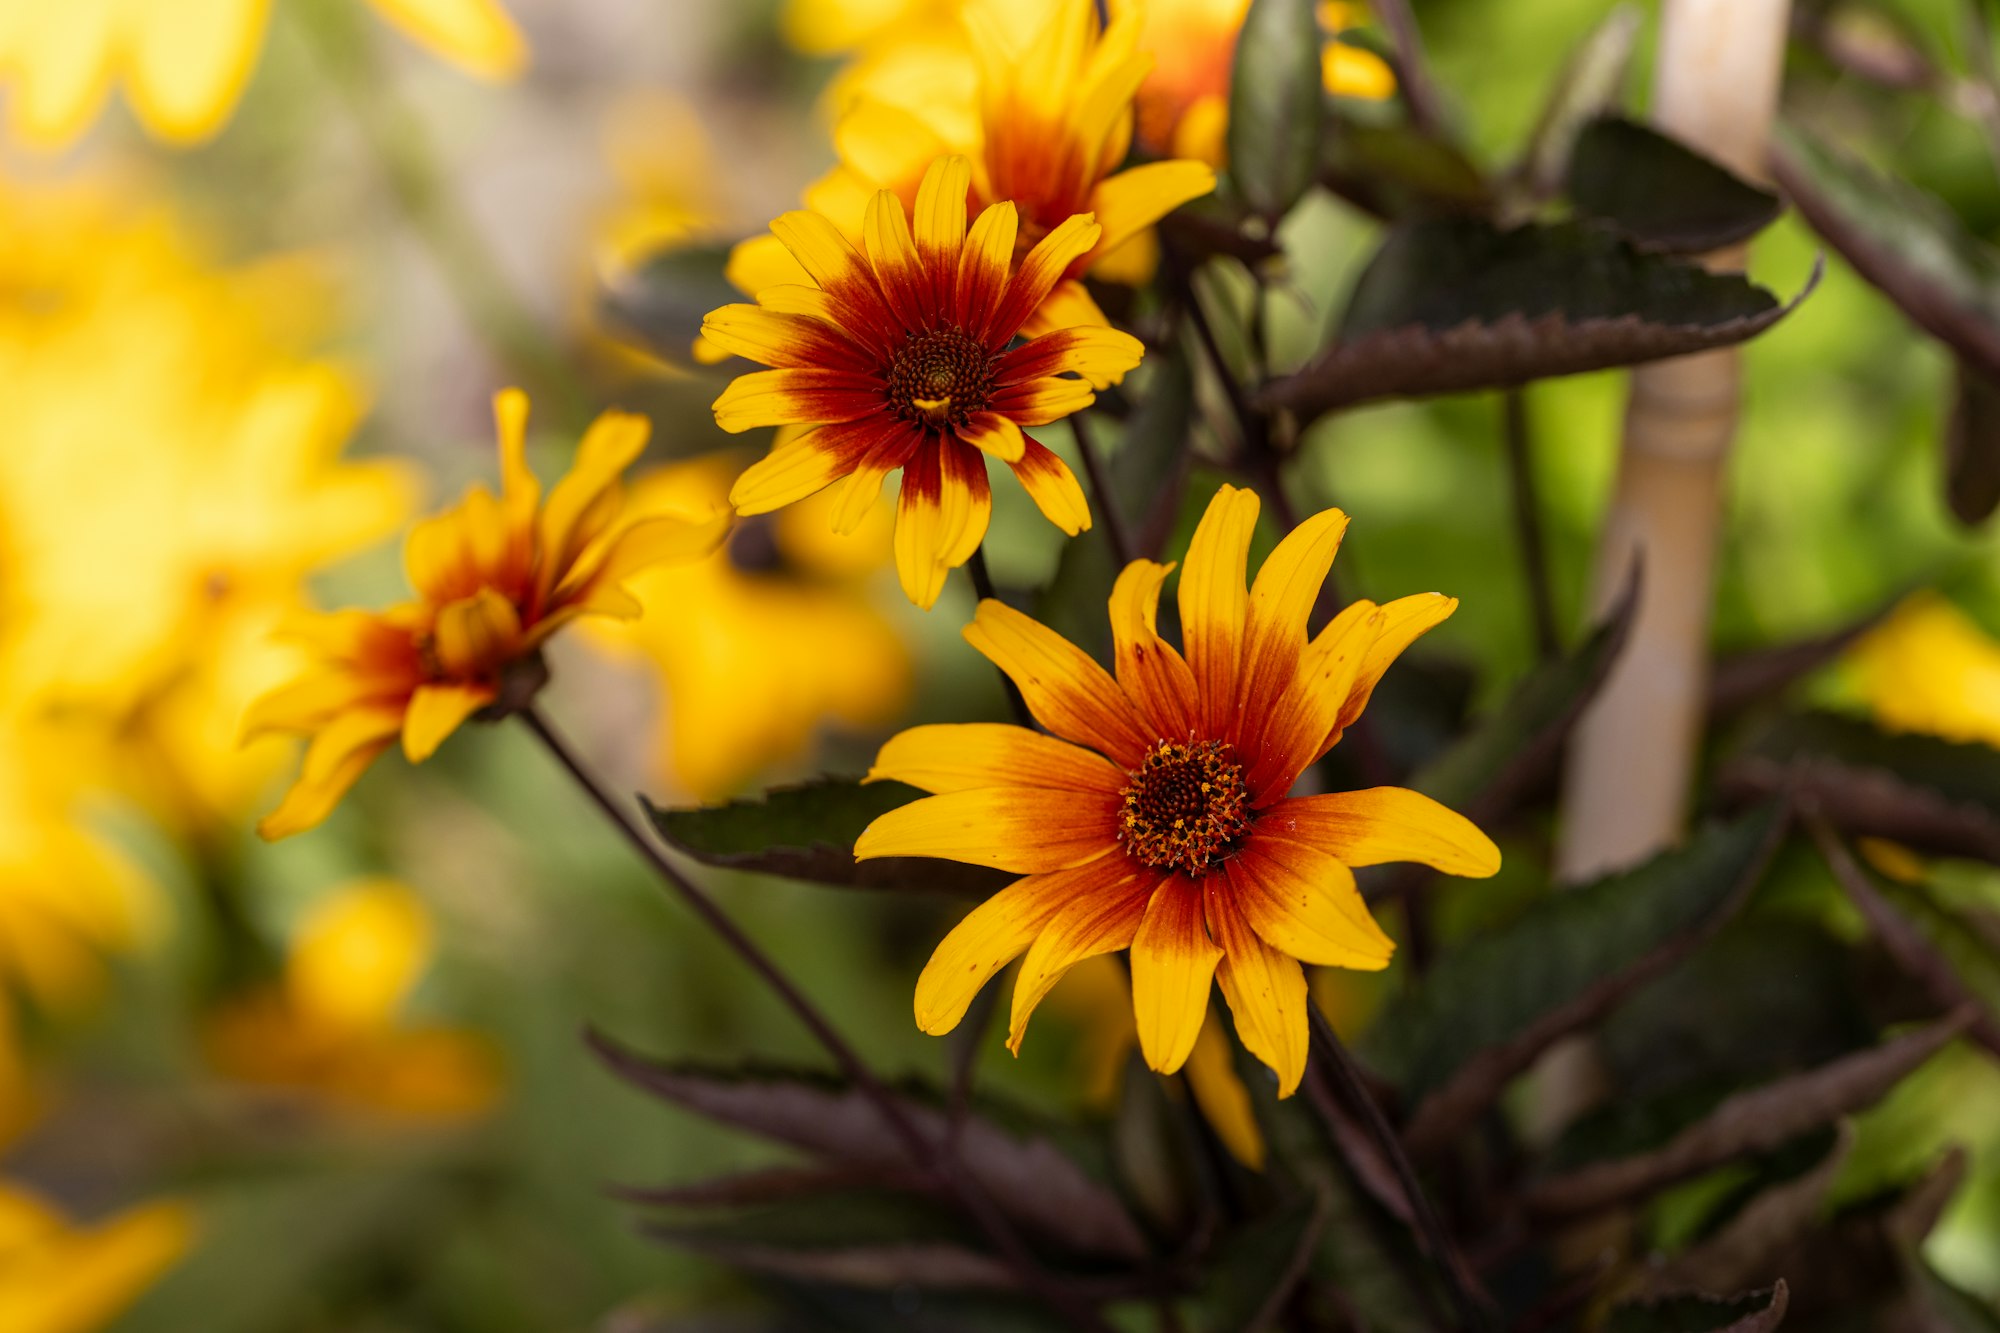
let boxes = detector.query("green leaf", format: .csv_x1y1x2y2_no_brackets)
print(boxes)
1567,117,1783,254
1261,219,1811,419
1605,1283,1789,1333
1411,571,1637,822
1774,127,2000,382
1109,348,1196,557
1369,807,1785,1153
1193,1191,1325,1333
588,1038,1149,1261
1720,710,2000,865
1948,361,2000,526
642,780,1012,896
1032,526,1118,667
1226,0,1323,218
1320,119,1492,221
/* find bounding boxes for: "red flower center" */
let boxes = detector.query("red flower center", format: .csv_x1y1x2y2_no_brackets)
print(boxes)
1118,739,1251,876
887,328,994,428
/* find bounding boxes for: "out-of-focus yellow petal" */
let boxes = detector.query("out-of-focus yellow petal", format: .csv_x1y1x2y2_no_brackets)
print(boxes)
1086,159,1215,261
1322,40,1395,101
431,588,522,679
257,705,405,840
401,682,494,762
124,0,271,144
366,0,528,80
1183,1014,1266,1170
0,1190,194,1333
0,0,118,150
287,880,433,1034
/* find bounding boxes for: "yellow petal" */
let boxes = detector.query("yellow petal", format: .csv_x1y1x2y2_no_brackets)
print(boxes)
367,0,528,79
1178,484,1260,735
1225,834,1395,968
1109,559,1198,738
402,682,495,762
124,0,271,144
540,408,652,579
1086,159,1217,262
701,304,835,368
1009,437,1093,534
1267,789,1502,878
770,208,871,293
726,233,813,297
957,200,1019,337
1208,891,1311,1098
855,789,1121,872
3,0,118,150
1130,877,1224,1075
867,723,1126,794
1238,505,1349,722
913,858,1121,1035
995,212,1103,340
1330,593,1458,743
580,508,732,592
729,420,882,515
1184,1016,1267,1170
712,368,880,433
258,705,406,840
432,587,523,678
912,154,972,263
962,597,1152,763
287,879,432,1031
1009,873,1157,1053
958,412,1026,463
492,387,541,531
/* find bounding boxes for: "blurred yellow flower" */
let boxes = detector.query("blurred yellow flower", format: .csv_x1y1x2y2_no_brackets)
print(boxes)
1849,593,2000,749
1128,0,1396,168
0,0,527,150
249,390,730,839
733,0,1214,337
780,0,958,56
589,456,912,801
0,1185,192,1333
0,173,417,834
204,879,501,1118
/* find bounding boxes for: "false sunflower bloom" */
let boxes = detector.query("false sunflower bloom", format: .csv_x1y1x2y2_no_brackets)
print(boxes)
0,0,526,149
856,485,1501,1094
704,155,1143,609
731,0,1214,336
249,390,729,838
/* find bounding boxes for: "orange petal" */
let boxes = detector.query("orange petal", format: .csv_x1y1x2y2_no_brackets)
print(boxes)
432,587,523,678
1265,789,1501,878
1206,888,1311,1097
1178,485,1260,737
962,598,1152,764
855,789,1121,872
1244,601,1381,802
1326,593,1459,749
862,186,928,328
1009,864,1160,1052
868,723,1127,794
712,367,883,433
955,200,1019,339
730,417,893,515
991,212,1103,343
998,326,1145,391
913,855,1131,1035
1109,559,1198,739
1225,833,1395,968
1237,506,1349,736
911,155,972,289
1008,437,1093,535
1085,160,1217,262
990,375,1095,427
1131,876,1224,1075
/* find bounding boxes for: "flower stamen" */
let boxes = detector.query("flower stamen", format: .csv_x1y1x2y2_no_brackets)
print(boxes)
887,328,994,429
1118,738,1251,876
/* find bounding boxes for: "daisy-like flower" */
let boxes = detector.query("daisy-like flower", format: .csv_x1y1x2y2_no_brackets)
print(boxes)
0,0,526,150
248,390,729,839
703,155,1144,610
855,484,1501,1094
729,0,1215,336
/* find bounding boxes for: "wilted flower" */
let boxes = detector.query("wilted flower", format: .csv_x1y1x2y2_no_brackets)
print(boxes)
0,0,527,149
704,155,1143,609
249,390,729,838
732,0,1215,335
204,879,501,1117
857,485,1499,1094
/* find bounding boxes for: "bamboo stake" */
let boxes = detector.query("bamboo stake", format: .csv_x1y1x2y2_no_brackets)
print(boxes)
1539,0,1792,1141
1555,0,1792,884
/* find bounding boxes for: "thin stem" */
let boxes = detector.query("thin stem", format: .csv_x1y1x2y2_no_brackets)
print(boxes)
1070,413,1135,566
967,547,1035,728
1501,389,1561,660
1963,1,2000,183
1182,277,1269,459
519,706,1108,1333
1372,0,1449,139
300,0,584,425
1307,1000,1491,1332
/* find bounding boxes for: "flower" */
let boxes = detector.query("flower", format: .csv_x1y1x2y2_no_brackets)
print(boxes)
1849,592,2000,749
732,0,1215,335
704,155,1144,609
587,456,913,800
1132,0,1397,168
204,879,501,1117
779,0,958,56
0,0,527,149
855,484,1500,1094
0,1184,192,1333
248,389,730,839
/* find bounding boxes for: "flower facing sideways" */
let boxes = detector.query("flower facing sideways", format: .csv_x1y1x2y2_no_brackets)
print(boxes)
856,485,1500,1094
704,155,1144,609
248,390,729,839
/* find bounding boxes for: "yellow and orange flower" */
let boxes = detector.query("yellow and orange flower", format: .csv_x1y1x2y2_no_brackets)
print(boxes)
0,0,527,150
248,389,729,838
1130,0,1397,168
704,155,1143,610
855,485,1500,1094
732,0,1215,335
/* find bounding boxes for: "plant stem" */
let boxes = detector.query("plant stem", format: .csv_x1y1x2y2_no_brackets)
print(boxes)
967,547,1036,728
1372,0,1450,139
1501,389,1561,660
300,0,584,426
1307,1000,1491,1331
519,706,1108,1332
1071,413,1135,567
